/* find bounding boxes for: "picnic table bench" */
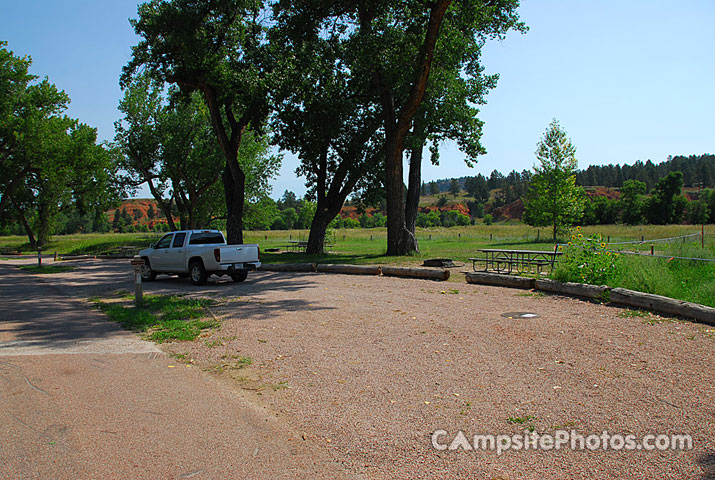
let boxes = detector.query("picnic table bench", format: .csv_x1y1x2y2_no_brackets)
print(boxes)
469,248,562,275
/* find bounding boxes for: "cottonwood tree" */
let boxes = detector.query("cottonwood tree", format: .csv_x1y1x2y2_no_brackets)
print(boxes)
0,43,116,246
275,0,523,254
115,72,279,230
523,119,585,241
124,0,276,243
270,14,383,253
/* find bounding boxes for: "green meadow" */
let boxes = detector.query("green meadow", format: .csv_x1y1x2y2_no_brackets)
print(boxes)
1,224,712,306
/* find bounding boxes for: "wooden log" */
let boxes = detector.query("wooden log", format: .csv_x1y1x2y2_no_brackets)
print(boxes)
610,287,715,326
258,263,316,273
381,266,450,281
536,279,609,300
316,264,381,275
465,272,535,289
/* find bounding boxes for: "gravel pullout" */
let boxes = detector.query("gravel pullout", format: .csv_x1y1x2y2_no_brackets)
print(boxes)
168,272,715,480
10,260,714,479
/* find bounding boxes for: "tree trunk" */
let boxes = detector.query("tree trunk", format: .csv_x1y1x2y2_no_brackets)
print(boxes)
385,134,409,255
306,208,332,254
37,199,53,248
404,113,427,253
11,196,36,248
380,0,450,256
223,163,245,244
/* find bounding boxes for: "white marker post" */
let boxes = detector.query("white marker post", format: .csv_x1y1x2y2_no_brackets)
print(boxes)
131,255,144,307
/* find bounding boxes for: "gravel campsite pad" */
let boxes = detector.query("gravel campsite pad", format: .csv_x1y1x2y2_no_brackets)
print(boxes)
13,260,715,479
157,271,715,480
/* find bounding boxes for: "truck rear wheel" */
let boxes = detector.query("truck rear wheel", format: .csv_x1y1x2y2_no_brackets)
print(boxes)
189,260,208,286
231,270,248,283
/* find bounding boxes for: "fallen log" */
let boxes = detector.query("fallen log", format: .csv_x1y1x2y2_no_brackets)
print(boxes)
258,263,316,273
610,287,715,326
381,266,449,281
536,279,609,300
465,272,535,289
316,264,381,275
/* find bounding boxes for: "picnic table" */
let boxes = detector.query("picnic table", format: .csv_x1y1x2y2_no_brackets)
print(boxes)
284,240,333,253
469,248,562,275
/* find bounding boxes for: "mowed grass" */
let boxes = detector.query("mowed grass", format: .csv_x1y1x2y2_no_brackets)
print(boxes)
2,223,713,306
0,232,161,255
92,294,218,343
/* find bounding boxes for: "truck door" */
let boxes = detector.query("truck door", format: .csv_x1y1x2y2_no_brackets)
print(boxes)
152,233,174,270
164,232,187,271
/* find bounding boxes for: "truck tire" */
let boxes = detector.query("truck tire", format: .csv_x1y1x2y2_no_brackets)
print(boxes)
141,258,157,281
231,269,248,283
189,260,208,286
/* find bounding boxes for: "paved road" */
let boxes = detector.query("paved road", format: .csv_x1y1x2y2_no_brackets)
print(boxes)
0,263,351,479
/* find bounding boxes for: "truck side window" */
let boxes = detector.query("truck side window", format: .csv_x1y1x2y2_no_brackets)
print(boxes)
155,234,173,249
172,233,186,248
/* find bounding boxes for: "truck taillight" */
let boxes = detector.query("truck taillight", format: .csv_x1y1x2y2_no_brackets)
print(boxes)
214,248,220,262
258,247,260,261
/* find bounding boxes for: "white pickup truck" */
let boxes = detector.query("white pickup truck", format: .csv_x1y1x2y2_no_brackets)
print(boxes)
138,229,260,285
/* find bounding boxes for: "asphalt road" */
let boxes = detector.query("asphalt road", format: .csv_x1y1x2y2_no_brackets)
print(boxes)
0,263,352,479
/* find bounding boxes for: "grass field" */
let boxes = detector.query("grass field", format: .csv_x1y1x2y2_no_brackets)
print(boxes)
2,224,713,306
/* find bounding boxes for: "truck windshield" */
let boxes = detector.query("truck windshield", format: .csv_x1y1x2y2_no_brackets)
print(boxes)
189,232,225,245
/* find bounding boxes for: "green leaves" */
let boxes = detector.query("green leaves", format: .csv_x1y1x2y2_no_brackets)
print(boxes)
523,119,585,239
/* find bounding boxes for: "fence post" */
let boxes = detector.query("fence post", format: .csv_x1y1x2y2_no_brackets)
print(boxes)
131,255,144,307
37,246,42,268
650,245,654,255
703,224,705,249
54,251,58,262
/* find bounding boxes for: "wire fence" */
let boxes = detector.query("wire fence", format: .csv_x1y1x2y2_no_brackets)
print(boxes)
558,232,715,262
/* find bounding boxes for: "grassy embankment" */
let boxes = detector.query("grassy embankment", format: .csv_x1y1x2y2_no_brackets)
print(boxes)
1,224,713,306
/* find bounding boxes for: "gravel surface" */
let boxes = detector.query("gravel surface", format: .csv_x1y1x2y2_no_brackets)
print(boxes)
163,271,714,480
7,259,715,479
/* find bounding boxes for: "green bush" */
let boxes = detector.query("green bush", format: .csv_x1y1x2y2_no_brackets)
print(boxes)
344,218,360,229
551,228,622,285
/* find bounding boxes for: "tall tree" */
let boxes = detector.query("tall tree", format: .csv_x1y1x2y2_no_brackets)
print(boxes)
449,178,461,198
0,43,69,221
645,171,685,225
619,179,646,225
125,0,274,244
277,1,522,255
270,16,383,253
523,119,585,241
114,72,177,230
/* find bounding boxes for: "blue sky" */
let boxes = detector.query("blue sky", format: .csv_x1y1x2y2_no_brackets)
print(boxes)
1,1,713,199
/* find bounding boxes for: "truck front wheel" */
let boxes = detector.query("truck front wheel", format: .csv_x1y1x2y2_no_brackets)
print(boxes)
231,269,248,283
141,258,157,281
189,260,208,286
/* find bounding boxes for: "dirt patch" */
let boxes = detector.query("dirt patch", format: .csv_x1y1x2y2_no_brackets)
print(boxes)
156,271,715,479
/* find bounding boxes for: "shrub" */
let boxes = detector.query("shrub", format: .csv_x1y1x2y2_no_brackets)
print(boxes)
483,214,493,225
551,227,622,286
343,218,360,229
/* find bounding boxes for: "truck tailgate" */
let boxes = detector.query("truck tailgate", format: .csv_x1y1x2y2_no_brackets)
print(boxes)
218,244,259,265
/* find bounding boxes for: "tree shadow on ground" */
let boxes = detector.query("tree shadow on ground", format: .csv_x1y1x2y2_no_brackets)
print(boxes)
699,452,715,480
